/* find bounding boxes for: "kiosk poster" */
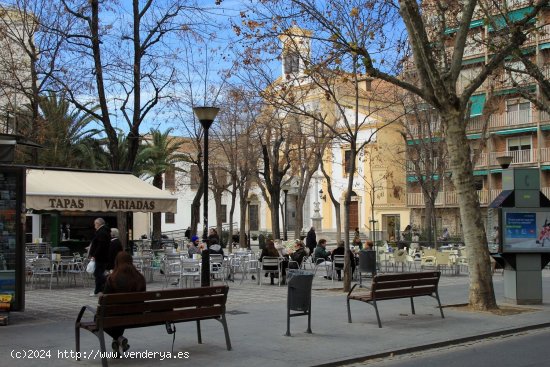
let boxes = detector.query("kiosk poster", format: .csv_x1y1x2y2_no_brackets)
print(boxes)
503,210,550,252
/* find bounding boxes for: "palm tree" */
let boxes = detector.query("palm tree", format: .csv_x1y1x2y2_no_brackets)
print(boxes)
137,128,190,242
35,92,102,168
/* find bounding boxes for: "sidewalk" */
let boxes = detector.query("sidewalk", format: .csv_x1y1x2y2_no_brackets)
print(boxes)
1,271,550,367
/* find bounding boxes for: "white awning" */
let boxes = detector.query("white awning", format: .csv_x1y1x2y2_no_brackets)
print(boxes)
26,169,177,213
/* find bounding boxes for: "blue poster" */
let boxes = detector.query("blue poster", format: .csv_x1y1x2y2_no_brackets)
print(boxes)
505,213,537,239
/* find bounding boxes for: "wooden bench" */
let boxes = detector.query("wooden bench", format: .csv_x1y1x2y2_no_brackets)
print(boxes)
75,285,231,367
346,271,444,328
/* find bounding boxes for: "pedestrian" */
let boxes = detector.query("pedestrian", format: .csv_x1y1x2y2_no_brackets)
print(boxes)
306,226,317,255
107,228,123,272
103,251,146,355
88,218,110,296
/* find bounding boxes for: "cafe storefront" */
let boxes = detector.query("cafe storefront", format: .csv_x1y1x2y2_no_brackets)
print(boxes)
1,167,177,311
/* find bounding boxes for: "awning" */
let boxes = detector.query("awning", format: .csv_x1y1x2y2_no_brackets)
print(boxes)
489,7,535,31
469,94,486,117
26,169,177,213
492,126,537,135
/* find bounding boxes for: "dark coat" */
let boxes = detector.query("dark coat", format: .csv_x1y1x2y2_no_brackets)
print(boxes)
107,238,123,271
290,247,307,268
331,246,356,270
305,229,317,254
89,225,110,264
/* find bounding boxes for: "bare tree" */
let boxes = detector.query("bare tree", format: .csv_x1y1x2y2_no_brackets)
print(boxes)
243,0,547,309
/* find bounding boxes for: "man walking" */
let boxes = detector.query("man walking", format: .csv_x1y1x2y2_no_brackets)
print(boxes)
89,218,110,296
306,226,317,255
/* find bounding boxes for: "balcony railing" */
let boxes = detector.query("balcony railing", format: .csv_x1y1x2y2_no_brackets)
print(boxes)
489,149,536,165
407,189,504,207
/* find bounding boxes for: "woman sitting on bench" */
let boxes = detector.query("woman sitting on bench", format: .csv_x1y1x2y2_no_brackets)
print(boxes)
103,252,146,355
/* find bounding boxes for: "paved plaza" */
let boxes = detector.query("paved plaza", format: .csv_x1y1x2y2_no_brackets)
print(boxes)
2,268,550,367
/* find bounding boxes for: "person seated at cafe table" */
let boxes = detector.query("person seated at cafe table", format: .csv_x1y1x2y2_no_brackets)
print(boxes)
187,235,201,258
260,240,286,285
289,240,307,269
314,239,333,280
331,241,355,281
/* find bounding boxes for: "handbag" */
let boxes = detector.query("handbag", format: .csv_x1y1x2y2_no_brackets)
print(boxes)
86,259,96,274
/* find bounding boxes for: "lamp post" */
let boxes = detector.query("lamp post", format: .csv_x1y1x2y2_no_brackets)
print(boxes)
193,106,219,287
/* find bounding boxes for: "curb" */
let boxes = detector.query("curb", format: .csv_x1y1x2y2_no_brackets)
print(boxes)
312,322,550,367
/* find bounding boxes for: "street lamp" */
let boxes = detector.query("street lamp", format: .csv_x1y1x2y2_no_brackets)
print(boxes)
193,106,219,287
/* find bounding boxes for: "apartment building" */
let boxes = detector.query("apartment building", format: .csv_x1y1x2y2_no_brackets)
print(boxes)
405,1,550,236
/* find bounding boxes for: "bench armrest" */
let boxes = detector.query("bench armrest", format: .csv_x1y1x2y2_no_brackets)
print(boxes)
347,283,369,298
76,305,97,324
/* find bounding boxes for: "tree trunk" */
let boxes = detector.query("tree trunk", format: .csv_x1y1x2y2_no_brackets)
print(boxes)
228,182,237,254
294,195,304,240
343,147,357,292
190,181,203,238
334,202,342,243
116,212,128,250
214,190,223,246
239,197,248,248
444,112,497,310
270,189,281,240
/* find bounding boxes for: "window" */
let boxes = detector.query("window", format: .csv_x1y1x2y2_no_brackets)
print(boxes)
165,165,175,191
283,51,300,74
507,136,532,163
220,204,227,223
506,100,531,125
165,212,175,224
190,165,200,190
344,150,352,174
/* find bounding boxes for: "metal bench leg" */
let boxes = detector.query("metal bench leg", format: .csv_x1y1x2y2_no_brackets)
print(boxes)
98,330,108,367
75,326,80,361
372,300,382,328
435,292,445,319
196,320,202,344
410,297,416,315
285,301,291,336
220,314,232,350
306,300,312,334
346,297,352,323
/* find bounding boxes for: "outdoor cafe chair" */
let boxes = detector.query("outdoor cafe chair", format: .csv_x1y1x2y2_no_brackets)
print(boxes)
260,256,282,286
30,258,54,290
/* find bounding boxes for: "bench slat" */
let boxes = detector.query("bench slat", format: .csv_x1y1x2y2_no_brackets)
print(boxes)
99,294,226,316
98,286,227,305
98,306,224,329
373,272,440,282
373,278,439,290
372,286,437,300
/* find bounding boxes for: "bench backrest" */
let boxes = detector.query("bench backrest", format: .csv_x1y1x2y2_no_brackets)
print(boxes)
370,272,440,300
96,285,228,329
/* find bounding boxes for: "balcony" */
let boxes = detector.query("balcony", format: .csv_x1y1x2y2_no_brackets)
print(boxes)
489,149,536,165
407,189,503,207
406,153,487,173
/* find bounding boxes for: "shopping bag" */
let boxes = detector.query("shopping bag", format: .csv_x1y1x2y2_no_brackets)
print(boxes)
86,259,95,274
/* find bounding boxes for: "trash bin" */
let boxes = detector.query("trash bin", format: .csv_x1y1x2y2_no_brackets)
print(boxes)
285,269,314,336
358,250,376,284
